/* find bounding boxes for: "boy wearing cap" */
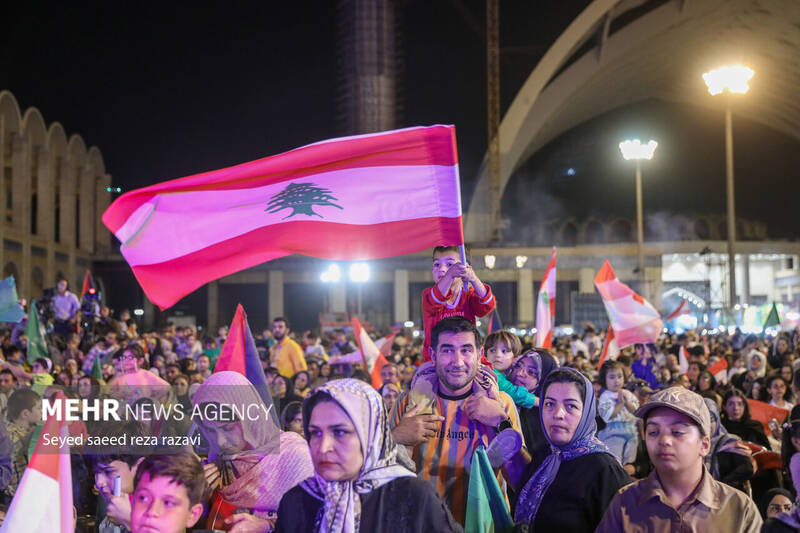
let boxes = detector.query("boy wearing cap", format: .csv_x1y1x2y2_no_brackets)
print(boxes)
597,386,762,532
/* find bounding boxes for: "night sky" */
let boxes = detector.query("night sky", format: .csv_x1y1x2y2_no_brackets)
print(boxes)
4,1,799,240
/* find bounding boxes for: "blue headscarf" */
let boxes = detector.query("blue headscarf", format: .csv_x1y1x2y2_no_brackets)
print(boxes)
514,367,615,524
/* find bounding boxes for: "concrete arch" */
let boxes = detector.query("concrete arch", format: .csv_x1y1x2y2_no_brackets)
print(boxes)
68,134,87,164
22,107,48,147
87,146,106,176
583,218,606,244
466,0,800,242
47,122,69,158
0,90,21,133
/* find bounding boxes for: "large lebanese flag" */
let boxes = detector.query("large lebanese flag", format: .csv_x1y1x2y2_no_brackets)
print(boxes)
594,261,663,347
2,393,73,533
103,126,464,309
535,247,557,348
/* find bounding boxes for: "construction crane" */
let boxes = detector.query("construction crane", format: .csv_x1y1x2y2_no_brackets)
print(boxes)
486,0,501,242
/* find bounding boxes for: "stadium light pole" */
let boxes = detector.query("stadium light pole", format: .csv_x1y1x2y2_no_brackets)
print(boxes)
703,65,754,309
349,263,370,316
619,139,658,299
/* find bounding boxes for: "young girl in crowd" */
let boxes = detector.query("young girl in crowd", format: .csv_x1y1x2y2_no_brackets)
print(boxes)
484,331,538,408
596,360,639,465
762,375,794,410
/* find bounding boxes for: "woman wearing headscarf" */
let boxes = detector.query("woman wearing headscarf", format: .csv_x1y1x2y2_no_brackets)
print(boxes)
748,350,767,378
759,488,794,520
703,398,755,493
194,371,314,532
514,367,630,531
511,349,558,463
275,378,462,533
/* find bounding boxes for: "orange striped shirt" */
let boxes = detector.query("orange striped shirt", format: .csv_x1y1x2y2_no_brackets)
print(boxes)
391,389,521,525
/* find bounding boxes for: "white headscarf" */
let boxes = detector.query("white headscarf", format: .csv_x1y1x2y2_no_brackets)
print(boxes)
301,378,415,533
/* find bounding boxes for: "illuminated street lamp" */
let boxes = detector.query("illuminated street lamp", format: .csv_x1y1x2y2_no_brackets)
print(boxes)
619,139,658,297
703,65,754,308
484,254,496,270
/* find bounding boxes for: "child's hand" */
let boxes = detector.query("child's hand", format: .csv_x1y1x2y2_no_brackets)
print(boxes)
105,494,132,528
445,262,469,282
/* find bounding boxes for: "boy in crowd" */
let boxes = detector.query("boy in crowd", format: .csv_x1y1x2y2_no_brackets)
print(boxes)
130,454,205,533
421,246,495,359
484,330,537,408
88,421,151,533
597,386,762,532
5,388,41,497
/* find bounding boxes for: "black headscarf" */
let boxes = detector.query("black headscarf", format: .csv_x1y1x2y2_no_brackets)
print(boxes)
759,488,793,519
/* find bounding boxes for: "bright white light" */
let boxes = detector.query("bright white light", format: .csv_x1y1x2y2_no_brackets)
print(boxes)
734,304,741,310
703,65,754,95
133,308,144,316
476,320,482,327
561,326,574,336
484,255,496,269
531,328,537,334
349,263,370,282
320,264,342,283
515,255,528,269
786,311,800,321
403,320,414,328
412,330,421,338
619,139,658,160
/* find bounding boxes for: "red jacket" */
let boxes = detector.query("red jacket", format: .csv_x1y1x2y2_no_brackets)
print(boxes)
422,283,495,360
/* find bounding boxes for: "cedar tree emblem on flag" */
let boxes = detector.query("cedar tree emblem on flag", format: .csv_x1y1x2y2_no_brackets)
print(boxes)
265,182,343,219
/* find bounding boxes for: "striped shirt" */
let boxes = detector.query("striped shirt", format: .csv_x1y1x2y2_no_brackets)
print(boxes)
391,388,521,525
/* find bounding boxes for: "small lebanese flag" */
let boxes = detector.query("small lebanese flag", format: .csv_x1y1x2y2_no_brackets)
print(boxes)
708,358,729,385
103,126,464,309
666,299,690,322
594,261,663,347
535,247,557,348
597,327,620,367
215,304,272,407
352,317,391,389
678,346,689,374
2,393,73,533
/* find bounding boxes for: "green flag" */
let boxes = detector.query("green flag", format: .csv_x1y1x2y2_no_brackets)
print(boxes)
25,300,49,364
0,276,24,323
91,350,103,379
763,303,781,332
465,446,513,533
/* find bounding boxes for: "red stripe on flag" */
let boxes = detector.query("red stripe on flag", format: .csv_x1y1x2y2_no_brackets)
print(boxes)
595,260,616,283
104,126,458,233
215,304,249,375
747,399,790,433
134,216,463,309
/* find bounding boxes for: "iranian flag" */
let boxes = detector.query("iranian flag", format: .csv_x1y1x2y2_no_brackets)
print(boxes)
1,393,73,533
103,126,464,309
535,247,557,348
594,260,663,347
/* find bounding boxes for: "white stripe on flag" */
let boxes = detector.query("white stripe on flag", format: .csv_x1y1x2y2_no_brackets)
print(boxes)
117,164,461,266
0,468,61,533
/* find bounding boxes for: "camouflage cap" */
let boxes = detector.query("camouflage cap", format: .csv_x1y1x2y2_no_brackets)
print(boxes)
635,386,711,436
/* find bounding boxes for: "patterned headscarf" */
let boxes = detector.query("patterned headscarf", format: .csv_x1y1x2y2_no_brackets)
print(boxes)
514,367,614,524
300,379,415,533
192,371,313,514
703,397,740,479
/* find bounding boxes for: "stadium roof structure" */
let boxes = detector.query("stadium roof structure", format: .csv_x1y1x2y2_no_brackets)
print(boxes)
465,0,800,242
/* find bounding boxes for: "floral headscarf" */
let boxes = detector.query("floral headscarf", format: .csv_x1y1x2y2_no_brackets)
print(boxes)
301,378,415,533
514,367,613,523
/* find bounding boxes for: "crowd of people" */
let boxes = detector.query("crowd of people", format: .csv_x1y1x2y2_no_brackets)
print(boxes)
0,248,799,532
